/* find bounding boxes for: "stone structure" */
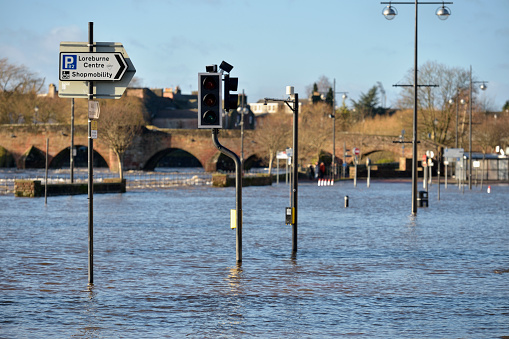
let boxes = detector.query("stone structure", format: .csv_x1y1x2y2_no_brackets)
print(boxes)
14,179,126,197
0,124,437,172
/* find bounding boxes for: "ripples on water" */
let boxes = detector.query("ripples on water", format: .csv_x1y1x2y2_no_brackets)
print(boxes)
1,181,508,338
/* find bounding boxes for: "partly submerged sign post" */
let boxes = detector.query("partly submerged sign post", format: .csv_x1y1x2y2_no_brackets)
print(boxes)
59,23,136,287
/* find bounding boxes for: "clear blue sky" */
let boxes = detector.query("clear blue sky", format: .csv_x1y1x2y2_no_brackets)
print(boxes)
1,0,508,110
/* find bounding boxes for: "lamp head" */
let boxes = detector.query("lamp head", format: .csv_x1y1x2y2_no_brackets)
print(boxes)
436,5,451,20
382,5,397,20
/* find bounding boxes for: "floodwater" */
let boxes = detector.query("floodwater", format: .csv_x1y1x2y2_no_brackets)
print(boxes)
1,179,508,338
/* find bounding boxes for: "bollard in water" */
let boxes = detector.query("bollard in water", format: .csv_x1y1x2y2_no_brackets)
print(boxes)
344,195,349,208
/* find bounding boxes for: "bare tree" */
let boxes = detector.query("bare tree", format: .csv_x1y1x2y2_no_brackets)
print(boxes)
98,96,145,180
305,75,332,98
475,112,509,153
253,111,292,177
0,58,45,124
397,61,470,145
299,102,331,164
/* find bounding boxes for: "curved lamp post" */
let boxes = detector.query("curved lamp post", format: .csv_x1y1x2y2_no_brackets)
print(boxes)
468,67,488,190
381,0,452,215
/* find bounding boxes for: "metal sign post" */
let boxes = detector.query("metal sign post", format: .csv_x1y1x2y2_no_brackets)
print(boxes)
70,98,75,183
353,147,360,187
87,22,94,286
45,138,48,205
59,22,136,286
366,158,371,188
437,154,441,200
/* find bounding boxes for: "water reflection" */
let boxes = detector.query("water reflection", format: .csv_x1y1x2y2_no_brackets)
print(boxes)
226,264,244,295
223,264,245,330
75,284,100,338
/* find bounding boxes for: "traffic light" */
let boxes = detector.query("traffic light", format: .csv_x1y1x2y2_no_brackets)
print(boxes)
223,74,239,111
198,72,222,128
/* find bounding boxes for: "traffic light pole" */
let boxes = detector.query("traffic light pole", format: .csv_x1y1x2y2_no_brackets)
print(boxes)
212,128,242,263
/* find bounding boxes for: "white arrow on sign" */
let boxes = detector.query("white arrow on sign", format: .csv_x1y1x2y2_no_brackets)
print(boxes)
59,52,127,81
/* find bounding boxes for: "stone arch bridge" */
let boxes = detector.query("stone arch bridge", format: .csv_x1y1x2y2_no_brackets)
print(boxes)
0,124,438,171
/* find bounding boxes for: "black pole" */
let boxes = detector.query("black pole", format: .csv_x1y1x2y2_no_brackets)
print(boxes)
455,93,459,149
70,98,74,183
88,21,94,286
411,0,418,215
468,65,473,190
332,80,336,179
212,129,242,263
45,138,48,205
437,153,441,200
292,93,298,255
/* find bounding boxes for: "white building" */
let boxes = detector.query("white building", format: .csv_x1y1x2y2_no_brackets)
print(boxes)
249,101,303,115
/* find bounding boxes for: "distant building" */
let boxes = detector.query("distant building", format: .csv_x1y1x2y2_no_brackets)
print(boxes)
249,100,304,116
126,87,198,129
37,83,57,98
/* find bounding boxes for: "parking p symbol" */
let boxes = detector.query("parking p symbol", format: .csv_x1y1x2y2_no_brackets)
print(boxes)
63,55,77,69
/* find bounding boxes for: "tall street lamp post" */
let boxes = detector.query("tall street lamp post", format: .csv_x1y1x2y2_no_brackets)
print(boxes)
467,65,488,190
382,0,452,215
265,87,299,256
448,88,461,149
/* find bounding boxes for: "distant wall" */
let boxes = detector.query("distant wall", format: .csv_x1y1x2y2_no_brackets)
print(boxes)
14,179,126,197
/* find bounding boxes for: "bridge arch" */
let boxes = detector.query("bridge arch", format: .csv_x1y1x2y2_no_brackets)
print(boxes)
0,145,15,167
361,149,400,164
142,148,203,171
244,154,264,170
50,145,108,169
216,153,235,172
18,146,46,168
